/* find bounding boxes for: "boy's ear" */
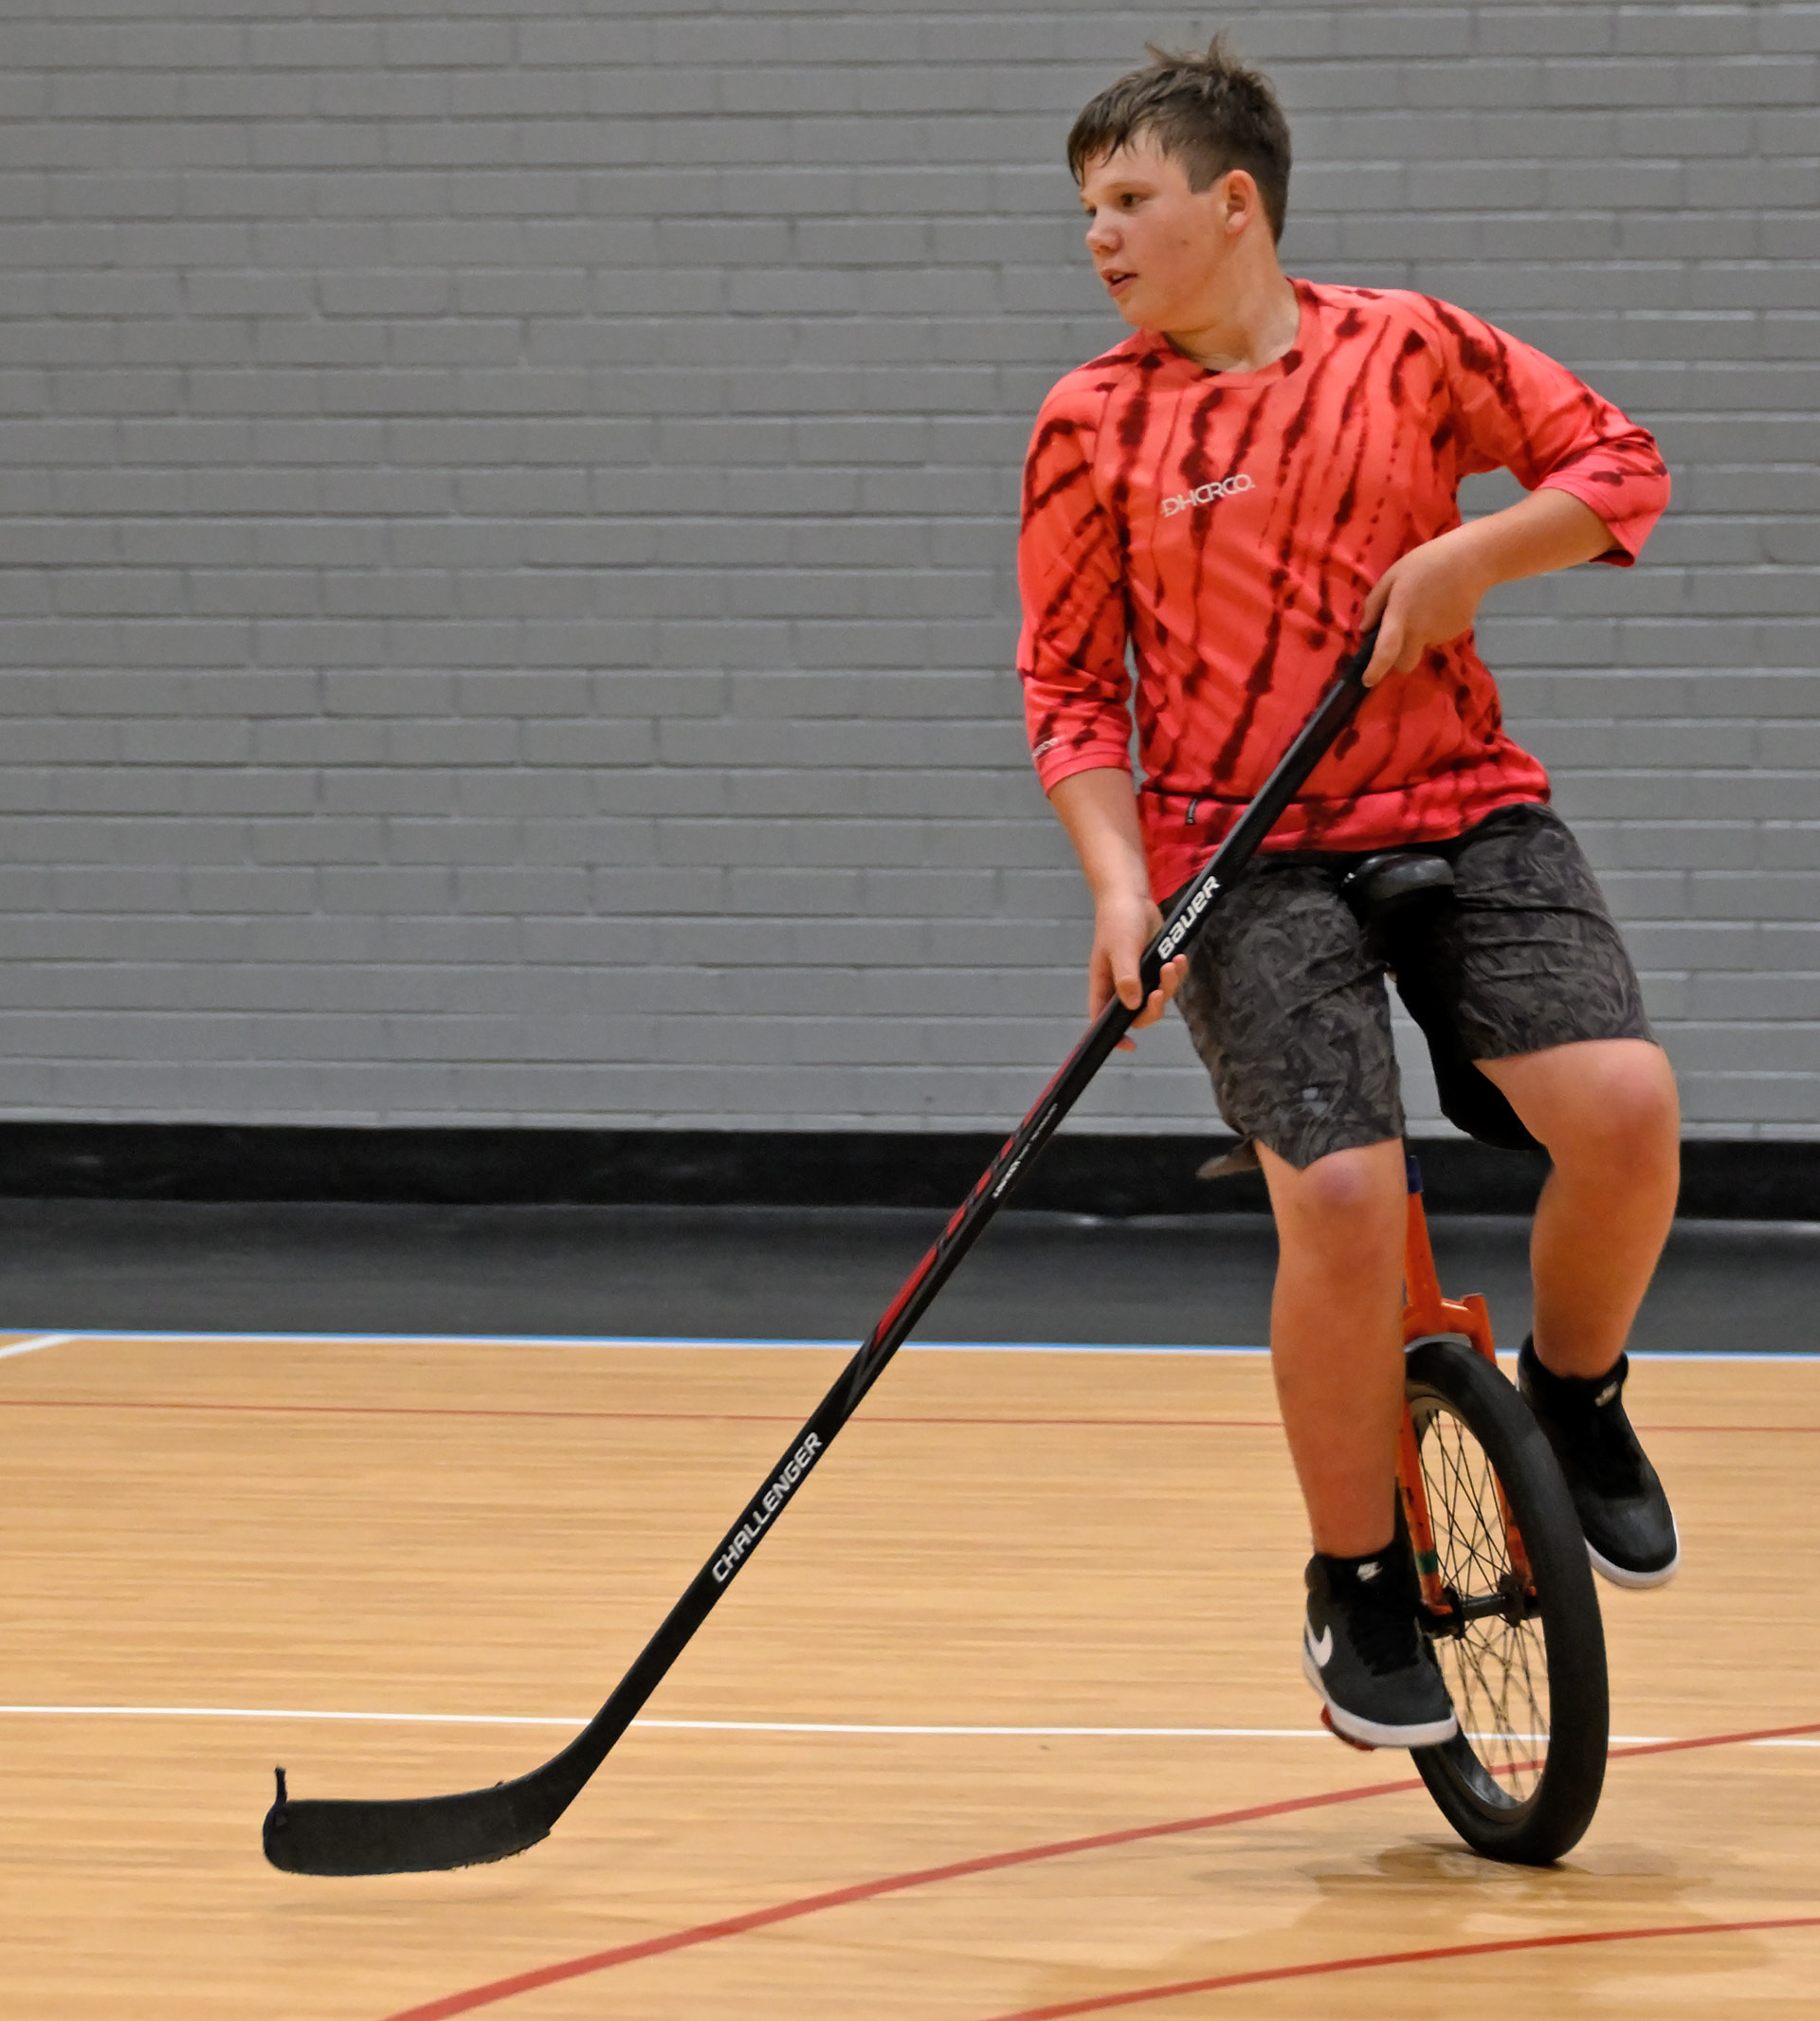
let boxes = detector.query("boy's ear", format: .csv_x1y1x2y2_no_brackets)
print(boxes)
1216,168,1264,233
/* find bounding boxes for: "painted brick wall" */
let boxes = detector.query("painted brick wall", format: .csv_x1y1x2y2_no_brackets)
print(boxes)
0,3,1814,1137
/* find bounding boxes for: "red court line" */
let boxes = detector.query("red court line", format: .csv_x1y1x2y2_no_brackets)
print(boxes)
373,1774,1428,2021
975,1915,1820,2019
1605,1718,1820,1765
0,1397,1279,1431
373,1718,1820,2021
3,1396,1812,1434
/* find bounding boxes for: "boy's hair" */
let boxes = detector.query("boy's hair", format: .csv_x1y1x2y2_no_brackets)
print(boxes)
1066,35,1291,242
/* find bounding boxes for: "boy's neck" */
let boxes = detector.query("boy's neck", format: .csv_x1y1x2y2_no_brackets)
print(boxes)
1163,259,1301,375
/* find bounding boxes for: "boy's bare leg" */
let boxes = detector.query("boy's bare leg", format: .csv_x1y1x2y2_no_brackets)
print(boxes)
1255,1038,1675,1557
1478,1038,1680,1378
1255,1136,1409,1557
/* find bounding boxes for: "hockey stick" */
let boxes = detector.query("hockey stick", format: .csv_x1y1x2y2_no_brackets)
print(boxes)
262,630,1377,1876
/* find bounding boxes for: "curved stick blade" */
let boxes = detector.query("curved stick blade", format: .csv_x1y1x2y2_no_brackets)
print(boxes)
262,1765,560,1875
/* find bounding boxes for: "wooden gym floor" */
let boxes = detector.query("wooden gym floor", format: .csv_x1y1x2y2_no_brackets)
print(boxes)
2,1327,1817,2018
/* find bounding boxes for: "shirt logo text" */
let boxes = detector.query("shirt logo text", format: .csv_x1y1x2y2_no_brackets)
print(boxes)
1160,473,1255,516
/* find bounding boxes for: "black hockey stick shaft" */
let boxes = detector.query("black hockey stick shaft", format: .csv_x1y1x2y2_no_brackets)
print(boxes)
262,632,1374,1876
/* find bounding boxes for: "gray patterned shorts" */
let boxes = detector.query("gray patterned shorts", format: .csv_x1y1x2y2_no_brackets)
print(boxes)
1174,803,1652,1170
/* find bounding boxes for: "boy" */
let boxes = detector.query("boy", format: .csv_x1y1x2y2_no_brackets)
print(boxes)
1018,41,1681,1748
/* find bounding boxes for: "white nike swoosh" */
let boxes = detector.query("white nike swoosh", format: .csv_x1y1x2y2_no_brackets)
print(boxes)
1305,1623,1334,1668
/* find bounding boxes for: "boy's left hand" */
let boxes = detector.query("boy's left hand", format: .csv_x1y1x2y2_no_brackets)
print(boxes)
1357,527,1493,688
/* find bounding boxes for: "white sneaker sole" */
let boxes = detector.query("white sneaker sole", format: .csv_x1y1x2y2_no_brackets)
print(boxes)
1587,1518,1681,1591
1301,1646,1459,1750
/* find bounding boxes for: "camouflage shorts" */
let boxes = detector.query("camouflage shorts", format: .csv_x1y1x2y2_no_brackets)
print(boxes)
1173,802,1652,1171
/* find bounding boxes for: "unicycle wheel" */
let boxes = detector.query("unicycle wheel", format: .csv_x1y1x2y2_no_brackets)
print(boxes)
1403,1336,1610,1864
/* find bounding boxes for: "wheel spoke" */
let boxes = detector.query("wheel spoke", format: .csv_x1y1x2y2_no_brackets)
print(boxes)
1415,1401,1550,1806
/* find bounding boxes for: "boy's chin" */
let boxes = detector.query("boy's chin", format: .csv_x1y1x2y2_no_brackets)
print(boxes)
1110,288,1178,335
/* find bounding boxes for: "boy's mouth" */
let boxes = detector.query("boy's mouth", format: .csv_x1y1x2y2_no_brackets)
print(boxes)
1101,268,1136,296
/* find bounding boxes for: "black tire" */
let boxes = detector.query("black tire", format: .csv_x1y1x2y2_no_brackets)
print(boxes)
1403,1336,1609,1865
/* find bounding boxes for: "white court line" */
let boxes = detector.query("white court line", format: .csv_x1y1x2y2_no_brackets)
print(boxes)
0,1332,74,1362
0,1702,1707,1746
0,1703,1379,1738
5,1326,1819,1362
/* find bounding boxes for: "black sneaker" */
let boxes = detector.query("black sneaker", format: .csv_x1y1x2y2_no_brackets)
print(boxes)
1301,1548,1458,1749
1519,1337,1680,1589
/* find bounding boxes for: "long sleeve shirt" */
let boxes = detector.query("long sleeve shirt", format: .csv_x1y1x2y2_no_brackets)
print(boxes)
1017,280,1670,901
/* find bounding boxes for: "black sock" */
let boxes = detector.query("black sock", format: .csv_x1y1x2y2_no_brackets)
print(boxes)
1521,1334,1626,1403
1316,1544,1405,1597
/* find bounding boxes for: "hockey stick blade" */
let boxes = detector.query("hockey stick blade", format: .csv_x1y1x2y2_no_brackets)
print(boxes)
261,631,1376,1877
264,1765,555,1875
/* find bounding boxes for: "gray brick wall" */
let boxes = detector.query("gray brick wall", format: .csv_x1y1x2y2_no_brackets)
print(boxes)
0,3,1815,1138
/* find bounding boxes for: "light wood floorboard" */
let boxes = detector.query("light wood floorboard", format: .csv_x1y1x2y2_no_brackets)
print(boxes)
2,1332,1815,2018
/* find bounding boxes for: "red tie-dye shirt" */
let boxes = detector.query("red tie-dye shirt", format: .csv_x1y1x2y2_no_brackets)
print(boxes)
1017,281,1669,901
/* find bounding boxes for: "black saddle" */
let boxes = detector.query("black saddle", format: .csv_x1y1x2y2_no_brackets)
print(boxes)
1338,849,1541,1155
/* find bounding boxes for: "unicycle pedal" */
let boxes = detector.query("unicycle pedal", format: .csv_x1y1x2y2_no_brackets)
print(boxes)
1319,1705,1377,1753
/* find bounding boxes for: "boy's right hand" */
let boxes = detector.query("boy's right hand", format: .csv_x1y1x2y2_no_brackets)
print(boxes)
1090,888,1189,1052
1045,768,1185,1050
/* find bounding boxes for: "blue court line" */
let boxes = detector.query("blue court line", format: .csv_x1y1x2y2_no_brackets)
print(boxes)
1613,1349,1820,1363
3,1327,1818,1362
0,1326,1267,1356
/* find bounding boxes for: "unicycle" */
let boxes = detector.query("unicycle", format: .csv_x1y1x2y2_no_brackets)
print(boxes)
1392,1153,1609,1864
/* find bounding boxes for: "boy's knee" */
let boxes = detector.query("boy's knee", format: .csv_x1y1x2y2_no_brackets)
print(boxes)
1527,1042,1680,1174
1585,1066,1679,1174
1268,1140,1406,1258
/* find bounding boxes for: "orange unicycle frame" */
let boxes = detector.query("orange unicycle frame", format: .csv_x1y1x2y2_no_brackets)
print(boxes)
1394,1152,1534,1617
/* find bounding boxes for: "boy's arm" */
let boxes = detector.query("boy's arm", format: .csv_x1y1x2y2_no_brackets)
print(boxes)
1357,487,1610,688
1046,766,1188,1049
1361,300,1669,689
1017,377,1184,1047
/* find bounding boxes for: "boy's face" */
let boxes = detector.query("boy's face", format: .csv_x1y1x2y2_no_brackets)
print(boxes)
1078,133,1253,336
